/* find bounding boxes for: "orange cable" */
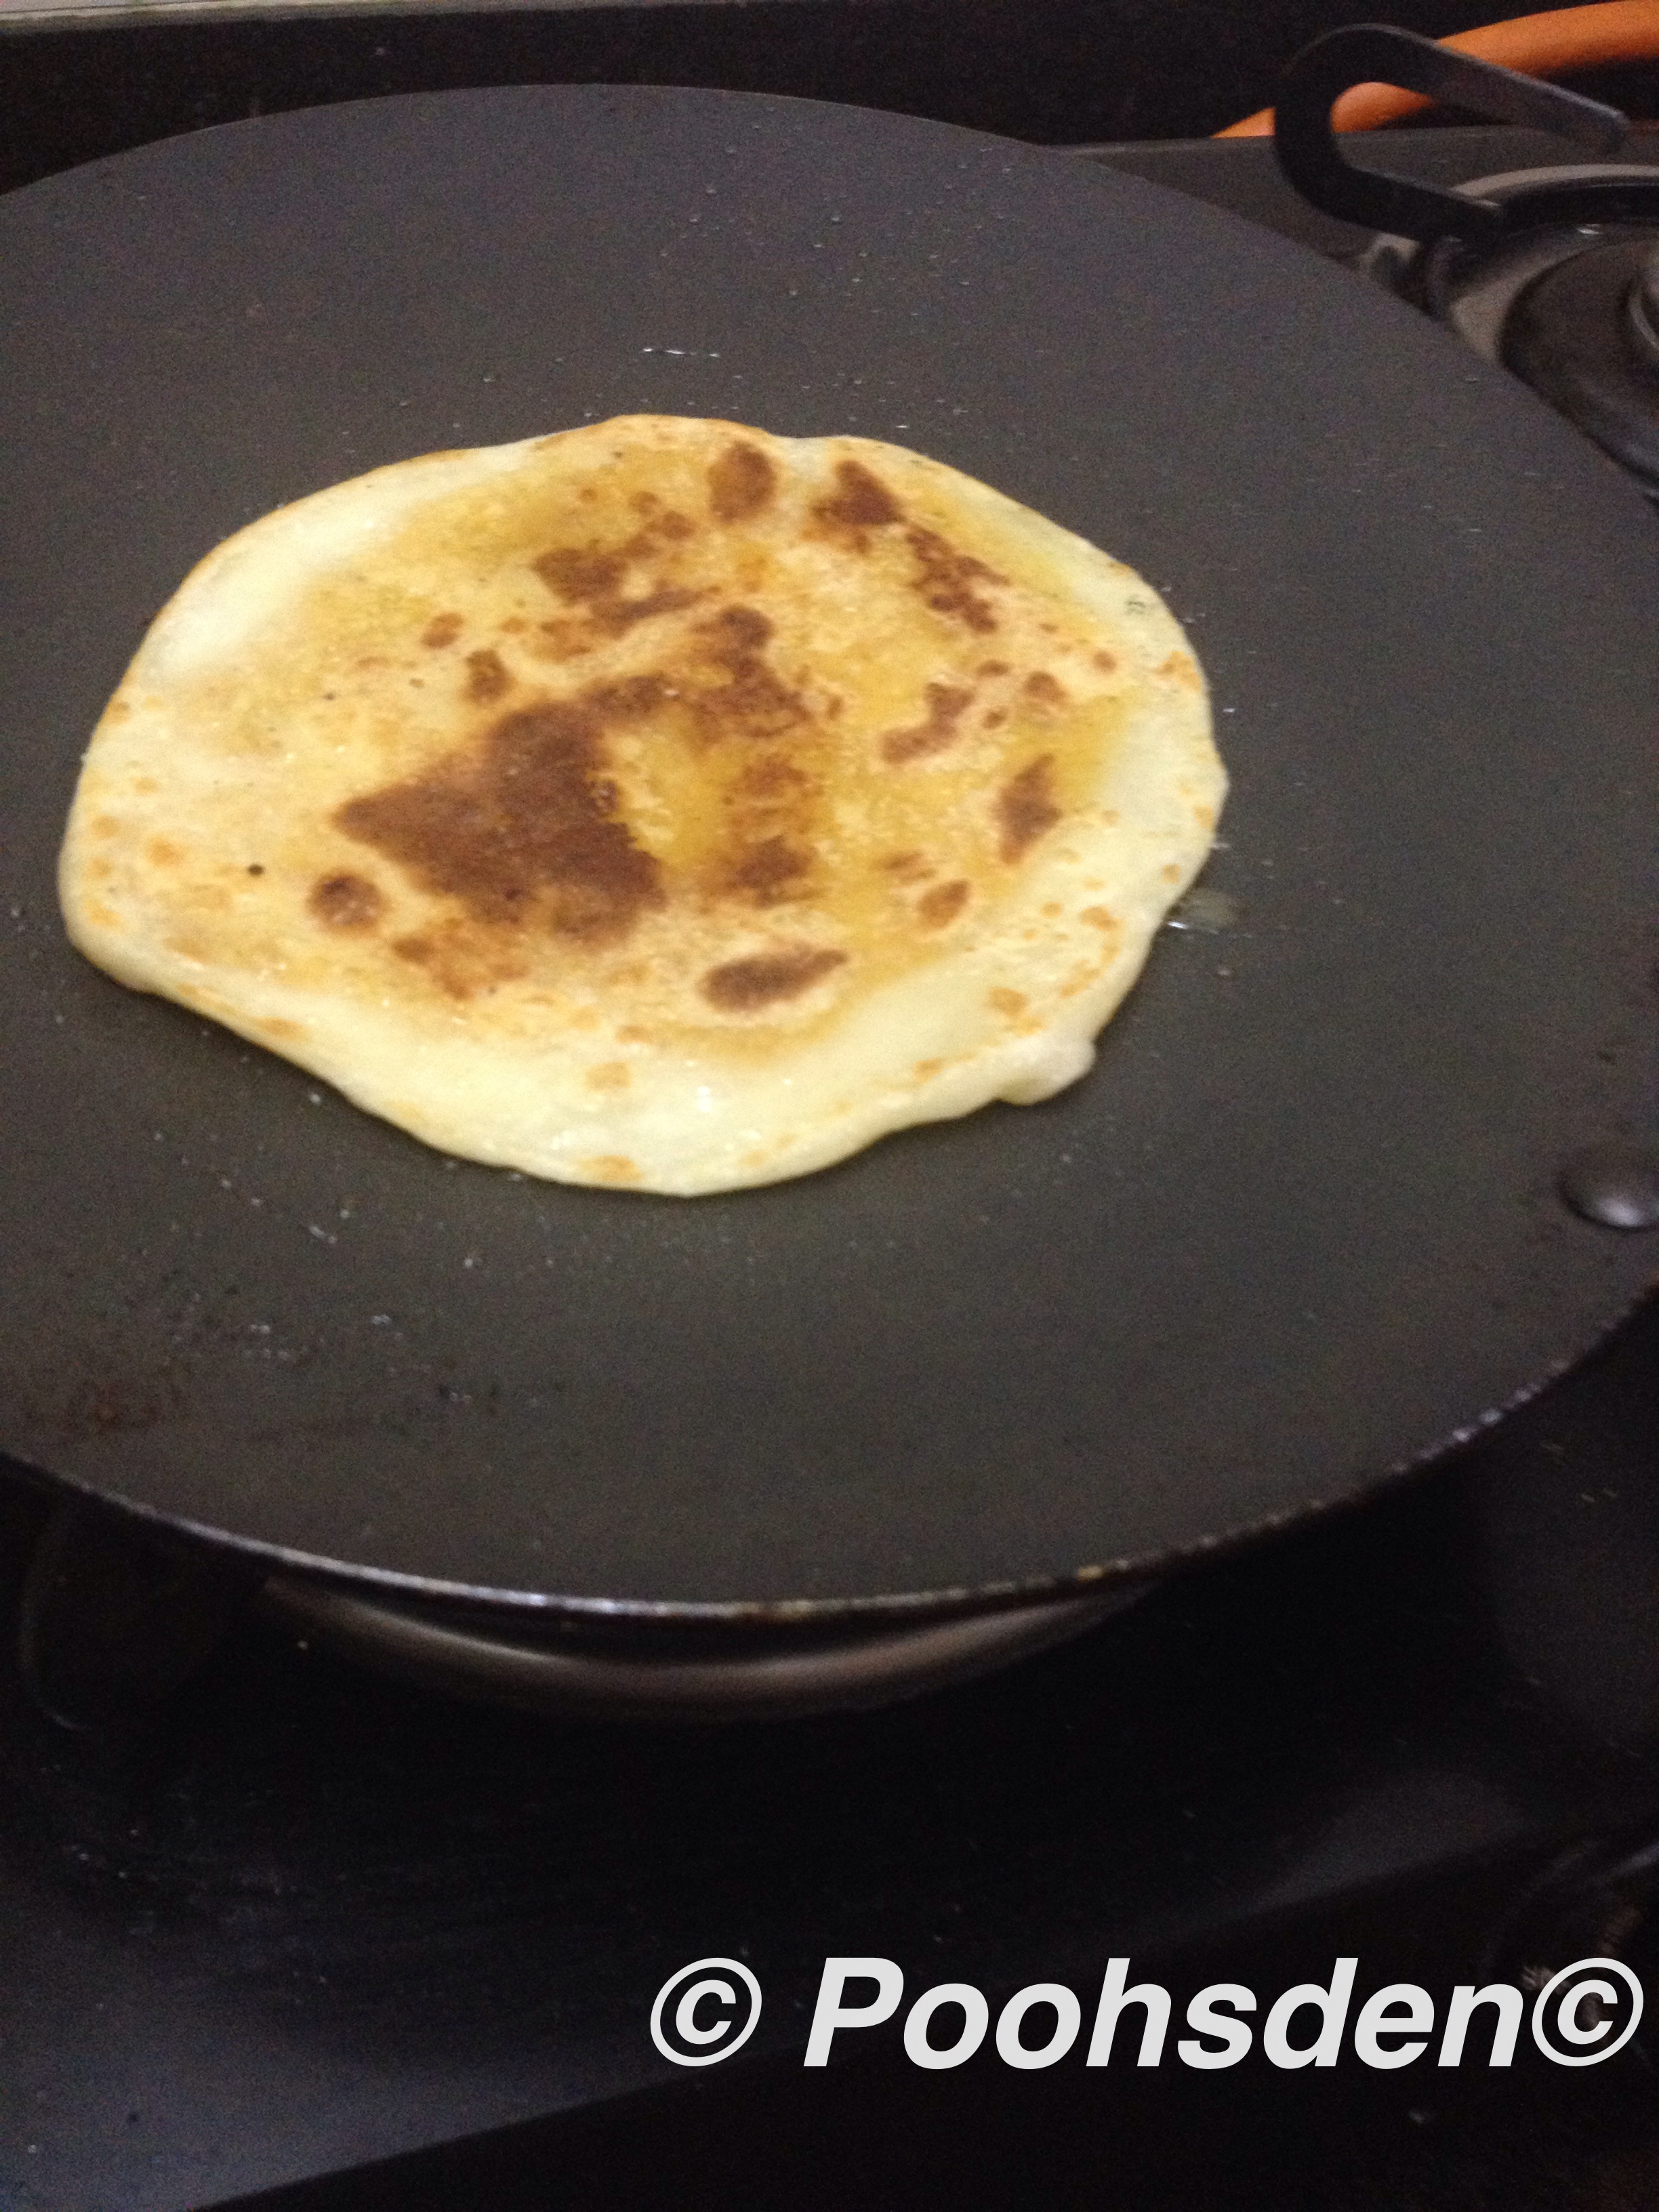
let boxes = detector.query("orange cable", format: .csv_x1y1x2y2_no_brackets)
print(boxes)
1216,0,1659,136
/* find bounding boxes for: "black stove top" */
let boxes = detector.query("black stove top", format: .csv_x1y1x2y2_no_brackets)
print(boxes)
2,39,1658,2208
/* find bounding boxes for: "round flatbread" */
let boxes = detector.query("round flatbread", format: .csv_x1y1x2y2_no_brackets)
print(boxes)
60,417,1224,1193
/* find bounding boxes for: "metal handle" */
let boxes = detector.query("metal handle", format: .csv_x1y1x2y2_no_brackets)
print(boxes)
1274,22,1631,243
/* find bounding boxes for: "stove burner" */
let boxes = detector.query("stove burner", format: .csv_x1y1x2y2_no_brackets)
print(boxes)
1270,29,1659,499
259,1572,1136,1722
1504,232,1659,489
1359,167,1659,498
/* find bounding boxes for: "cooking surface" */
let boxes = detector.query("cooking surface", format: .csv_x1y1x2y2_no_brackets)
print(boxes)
3,88,1658,1610
3,104,1658,2211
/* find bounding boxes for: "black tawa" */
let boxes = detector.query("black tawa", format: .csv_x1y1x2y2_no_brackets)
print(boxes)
1,87,1656,1616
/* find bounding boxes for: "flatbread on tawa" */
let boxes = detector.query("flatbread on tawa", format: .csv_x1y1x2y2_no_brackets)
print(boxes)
60,417,1225,1195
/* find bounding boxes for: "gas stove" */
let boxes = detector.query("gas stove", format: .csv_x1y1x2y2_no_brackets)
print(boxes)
2,28,1658,2209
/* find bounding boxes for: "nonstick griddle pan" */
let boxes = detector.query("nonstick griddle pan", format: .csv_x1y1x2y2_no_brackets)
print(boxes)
1,86,1656,1618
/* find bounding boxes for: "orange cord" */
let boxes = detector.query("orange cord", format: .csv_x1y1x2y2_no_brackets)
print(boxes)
1216,0,1659,136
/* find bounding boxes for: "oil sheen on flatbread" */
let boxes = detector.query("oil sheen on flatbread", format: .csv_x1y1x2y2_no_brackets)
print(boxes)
60,417,1225,1193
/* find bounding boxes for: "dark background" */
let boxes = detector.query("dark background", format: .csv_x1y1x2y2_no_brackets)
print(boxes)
5,0,1659,195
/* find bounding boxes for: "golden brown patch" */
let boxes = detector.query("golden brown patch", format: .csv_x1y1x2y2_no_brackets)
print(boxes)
907,528,1003,634
582,1154,642,1185
253,1016,306,1042
997,755,1061,862
718,751,818,903
147,837,183,868
814,459,904,531
701,945,847,1010
1157,651,1202,689
464,648,512,704
708,441,777,524
1092,650,1117,673
989,987,1027,1016
880,682,975,764
879,851,933,884
726,836,815,905
689,607,810,746
1022,670,1068,708
389,919,529,1002
336,688,666,947
918,880,970,928
1081,905,1118,930
532,520,704,644
308,872,385,932
423,613,463,649
586,1061,631,1091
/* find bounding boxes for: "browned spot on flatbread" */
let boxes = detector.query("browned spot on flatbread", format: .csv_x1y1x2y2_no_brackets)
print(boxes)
464,648,512,703
423,613,462,649
814,459,904,531
701,945,847,1010
533,529,703,640
726,836,814,905
309,872,385,932
708,441,777,524
590,585,703,638
734,754,810,802
1023,670,1067,708
917,880,970,928
690,607,809,745
711,743,823,908
589,673,672,720
335,687,665,948
1092,650,1117,673
880,850,933,884
998,755,1061,862
907,528,1003,633
881,682,975,764
535,546,627,602
583,1153,642,1185
388,920,529,1002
